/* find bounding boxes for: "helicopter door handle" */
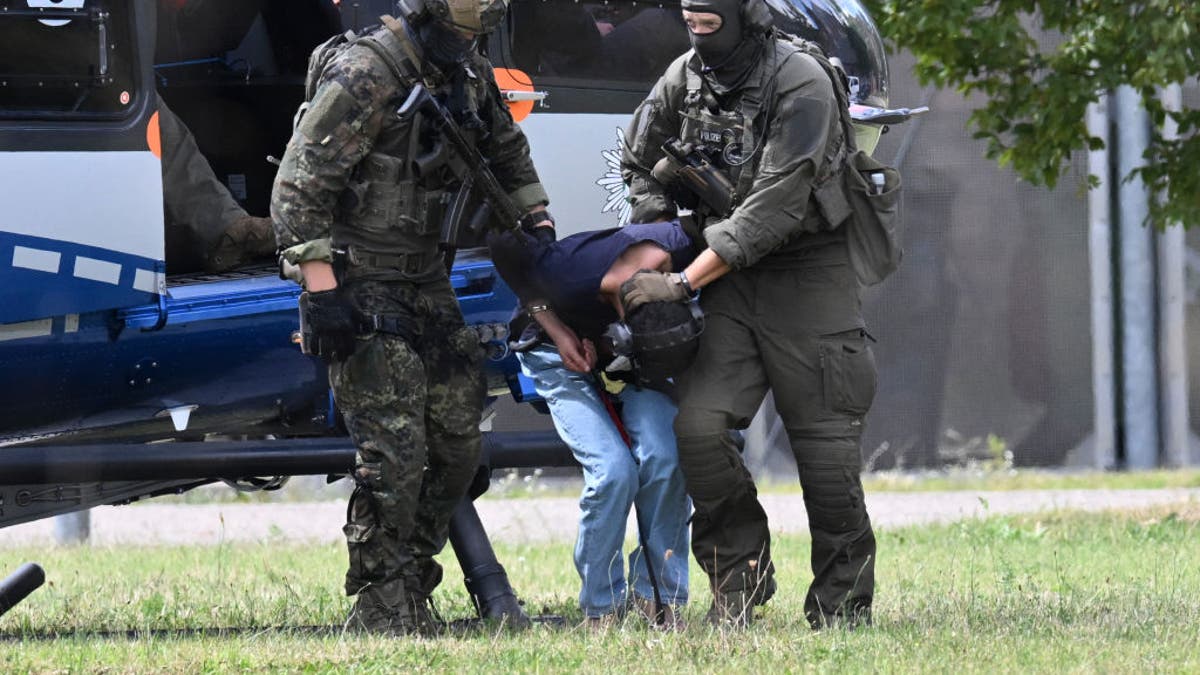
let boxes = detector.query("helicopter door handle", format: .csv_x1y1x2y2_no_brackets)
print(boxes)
501,90,547,103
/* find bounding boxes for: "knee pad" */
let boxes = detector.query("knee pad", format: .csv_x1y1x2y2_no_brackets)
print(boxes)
674,432,753,510
798,464,868,534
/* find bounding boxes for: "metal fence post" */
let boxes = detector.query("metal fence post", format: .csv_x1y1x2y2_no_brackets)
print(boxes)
1086,96,1117,470
1114,85,1161,469
1157,83,1194,467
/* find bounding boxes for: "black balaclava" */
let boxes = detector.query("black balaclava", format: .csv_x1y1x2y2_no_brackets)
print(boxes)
418,19,477,71
680,0,764,94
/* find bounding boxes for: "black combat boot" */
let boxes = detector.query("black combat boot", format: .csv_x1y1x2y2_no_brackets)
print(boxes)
706,588,755,629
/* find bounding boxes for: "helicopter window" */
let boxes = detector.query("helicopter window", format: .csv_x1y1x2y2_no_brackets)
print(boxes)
506,1,690,84
0,0,138,119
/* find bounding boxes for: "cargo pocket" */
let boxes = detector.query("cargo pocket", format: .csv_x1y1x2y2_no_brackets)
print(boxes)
818,329,877,417
329,335,397,415
343,486,382,591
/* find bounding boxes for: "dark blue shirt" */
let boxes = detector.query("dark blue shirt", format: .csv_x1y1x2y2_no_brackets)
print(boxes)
515,220,697,342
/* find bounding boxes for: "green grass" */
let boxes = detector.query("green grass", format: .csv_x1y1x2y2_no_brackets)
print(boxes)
856,467,1200,493
3,504,1200,673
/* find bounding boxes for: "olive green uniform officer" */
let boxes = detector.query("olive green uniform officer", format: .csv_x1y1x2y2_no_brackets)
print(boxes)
621,0,877,628
270,0,549,633
158,95,276,273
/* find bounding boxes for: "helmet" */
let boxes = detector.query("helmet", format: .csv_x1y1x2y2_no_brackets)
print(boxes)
743,0,775,35
763,0,888,109
604,300,705,386
396,0,508,34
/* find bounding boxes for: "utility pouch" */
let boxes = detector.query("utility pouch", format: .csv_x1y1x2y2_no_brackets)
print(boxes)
297,291,320,357
842,150,902,286
782,35,904,286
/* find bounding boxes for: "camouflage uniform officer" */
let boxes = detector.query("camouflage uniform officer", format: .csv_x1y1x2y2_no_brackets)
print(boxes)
158,95,276,273
270,0,549,633
621,0,877,628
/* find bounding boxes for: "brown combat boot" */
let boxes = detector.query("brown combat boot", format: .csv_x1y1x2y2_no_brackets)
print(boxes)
204,215,276,273
345,581,426,636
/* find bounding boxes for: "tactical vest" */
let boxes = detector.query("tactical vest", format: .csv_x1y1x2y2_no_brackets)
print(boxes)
302,16,488,281
679,65,756,204
678,41,851,262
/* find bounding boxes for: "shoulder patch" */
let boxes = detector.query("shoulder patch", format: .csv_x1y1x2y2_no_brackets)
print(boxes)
298,80,358,145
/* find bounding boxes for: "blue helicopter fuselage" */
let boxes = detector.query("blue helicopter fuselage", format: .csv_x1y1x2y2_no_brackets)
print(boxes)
0,250,522,446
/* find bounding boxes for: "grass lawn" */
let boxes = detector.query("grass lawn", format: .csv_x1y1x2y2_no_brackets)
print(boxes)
2,503,1199,673
856,467,1200,493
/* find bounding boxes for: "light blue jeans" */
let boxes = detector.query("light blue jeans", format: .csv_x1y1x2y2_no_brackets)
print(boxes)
519,345,690,617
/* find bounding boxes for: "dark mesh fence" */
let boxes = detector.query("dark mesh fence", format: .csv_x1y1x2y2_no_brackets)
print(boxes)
862,52,1094,469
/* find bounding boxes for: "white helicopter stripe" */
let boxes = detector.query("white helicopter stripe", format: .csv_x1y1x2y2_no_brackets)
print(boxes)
73,256,122,285
132,268,161,294
11,246,61,274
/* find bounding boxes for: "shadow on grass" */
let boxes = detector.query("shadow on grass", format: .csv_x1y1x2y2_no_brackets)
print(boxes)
0,614,569,643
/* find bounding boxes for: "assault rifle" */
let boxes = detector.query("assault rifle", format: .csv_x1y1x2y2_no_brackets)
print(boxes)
397,84,523,270
660,138,736,218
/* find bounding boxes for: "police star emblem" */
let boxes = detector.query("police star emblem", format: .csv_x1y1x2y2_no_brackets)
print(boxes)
596,126,633,226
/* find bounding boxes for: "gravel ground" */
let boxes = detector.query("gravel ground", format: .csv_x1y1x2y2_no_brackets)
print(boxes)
2,488,1198,548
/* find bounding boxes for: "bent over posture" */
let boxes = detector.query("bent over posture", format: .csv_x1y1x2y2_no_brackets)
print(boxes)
491,221,696,627
271,1,549,634
621,0,878,628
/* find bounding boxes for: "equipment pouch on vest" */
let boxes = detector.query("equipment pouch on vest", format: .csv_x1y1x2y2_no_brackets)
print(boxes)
841,150,901,285
355,153,424,235
784,36,904,285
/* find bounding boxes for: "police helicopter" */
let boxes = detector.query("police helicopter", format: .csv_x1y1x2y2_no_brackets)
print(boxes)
0,0,915,622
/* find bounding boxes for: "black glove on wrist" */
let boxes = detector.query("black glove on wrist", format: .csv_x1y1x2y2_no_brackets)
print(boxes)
301,288,359,362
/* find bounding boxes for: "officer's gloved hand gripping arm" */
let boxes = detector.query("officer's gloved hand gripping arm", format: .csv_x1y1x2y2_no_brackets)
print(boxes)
622,52,839,312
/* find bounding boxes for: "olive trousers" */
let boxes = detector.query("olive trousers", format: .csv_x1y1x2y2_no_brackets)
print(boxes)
674,257,877,627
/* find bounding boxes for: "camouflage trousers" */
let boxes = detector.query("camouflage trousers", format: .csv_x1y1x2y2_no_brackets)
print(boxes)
329,277,485,601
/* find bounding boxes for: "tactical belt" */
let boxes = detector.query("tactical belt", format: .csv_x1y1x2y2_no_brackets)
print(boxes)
359,313,419,340
345,246,427,276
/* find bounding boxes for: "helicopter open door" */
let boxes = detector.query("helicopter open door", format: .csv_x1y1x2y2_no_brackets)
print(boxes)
0,0,163,326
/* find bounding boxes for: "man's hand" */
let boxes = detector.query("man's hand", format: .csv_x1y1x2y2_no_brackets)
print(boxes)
619,270,690,314
544,321,596,373
302,288,360,362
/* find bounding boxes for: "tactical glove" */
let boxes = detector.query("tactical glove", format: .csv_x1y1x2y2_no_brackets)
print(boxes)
300,288,359,363
619,270,691,314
